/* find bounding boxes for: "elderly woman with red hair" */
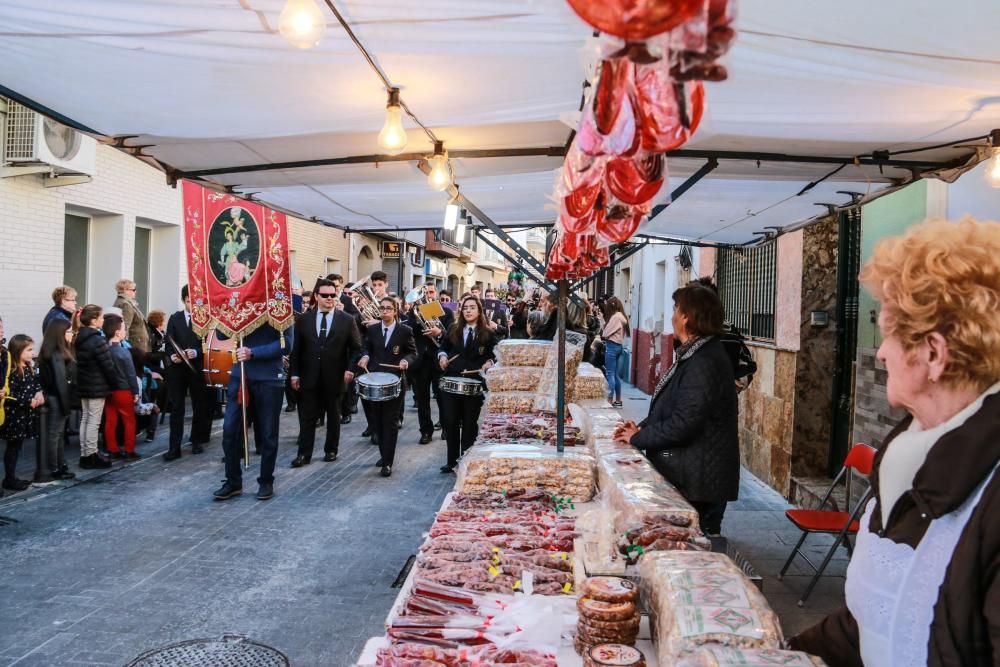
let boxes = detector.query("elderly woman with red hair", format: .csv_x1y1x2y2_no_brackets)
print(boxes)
792,217,1000,667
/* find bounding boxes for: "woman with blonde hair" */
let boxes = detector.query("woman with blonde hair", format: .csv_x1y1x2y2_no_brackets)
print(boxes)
791,217,1000,667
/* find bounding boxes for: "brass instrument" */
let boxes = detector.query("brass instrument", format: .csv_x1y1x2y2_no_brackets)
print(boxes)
405,286,446,348
346,275,383,322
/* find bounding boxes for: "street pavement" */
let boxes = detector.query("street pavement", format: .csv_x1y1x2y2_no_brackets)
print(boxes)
0,384,847,665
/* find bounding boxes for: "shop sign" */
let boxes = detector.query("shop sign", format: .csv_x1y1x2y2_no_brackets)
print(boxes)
425,257,447,277
381,241,402,258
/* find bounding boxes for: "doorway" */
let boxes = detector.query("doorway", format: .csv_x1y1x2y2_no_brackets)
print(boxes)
64,214,90,303
828,208,862,475
134,226,151,313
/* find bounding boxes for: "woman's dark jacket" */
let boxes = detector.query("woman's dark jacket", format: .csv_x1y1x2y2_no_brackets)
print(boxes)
790,391,1000,667
629,337,739,503
74,327,125,398
510,307,529,339
38,354,79,413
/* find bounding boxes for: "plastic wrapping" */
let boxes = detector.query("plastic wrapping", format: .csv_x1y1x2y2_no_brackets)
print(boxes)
496,339,552,367
456,442,596,501
375,643,558,666
597,450,702,536
585,644,647,667
573,363,611,401
676,647,827,667
479,412,584,447
533,332,586,413
638,551,783,661
485,391,539,415
484,365,544,392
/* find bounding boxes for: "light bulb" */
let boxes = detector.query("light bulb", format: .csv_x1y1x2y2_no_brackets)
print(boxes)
456,222,466,244
279,0,327,49
377,88,407,155
986,147,1000,188
427,141,452,191
443,202,460,231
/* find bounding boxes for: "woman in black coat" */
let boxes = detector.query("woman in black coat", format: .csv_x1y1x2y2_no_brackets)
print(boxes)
437,296,498,474
615,284,739,535
37,319,78,479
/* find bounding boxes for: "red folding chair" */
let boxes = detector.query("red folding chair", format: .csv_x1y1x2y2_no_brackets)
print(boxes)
778,442,877,605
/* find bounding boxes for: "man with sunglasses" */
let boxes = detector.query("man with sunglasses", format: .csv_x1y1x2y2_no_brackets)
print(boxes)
288,278,362,467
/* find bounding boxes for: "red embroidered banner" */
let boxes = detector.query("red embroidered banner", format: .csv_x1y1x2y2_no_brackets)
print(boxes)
182,181,293,338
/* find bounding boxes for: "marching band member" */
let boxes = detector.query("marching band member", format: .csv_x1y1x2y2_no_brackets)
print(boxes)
163,286,212,461
213,323,294,502
356,297,416,478
359,271,389,442
437,296,497,474
405,282,454,444
289,278,361,466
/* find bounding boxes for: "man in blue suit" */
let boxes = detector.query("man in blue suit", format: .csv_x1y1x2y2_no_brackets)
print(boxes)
213,324,293,501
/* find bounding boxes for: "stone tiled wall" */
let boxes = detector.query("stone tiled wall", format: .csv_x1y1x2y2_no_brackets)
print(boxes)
852,347,907,447
791,216,839,476
739,346,797,497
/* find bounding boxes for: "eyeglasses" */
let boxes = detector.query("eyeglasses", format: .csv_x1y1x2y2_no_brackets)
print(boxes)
379,306,395,311
317,292,337,298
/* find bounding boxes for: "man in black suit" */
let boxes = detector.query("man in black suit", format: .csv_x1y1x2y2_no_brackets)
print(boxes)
289,279,362,466
356,296,416,477
328,273,361,424
163,285,212,461
405,281,453,444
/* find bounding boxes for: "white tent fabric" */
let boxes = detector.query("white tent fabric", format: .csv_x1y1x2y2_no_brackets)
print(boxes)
2,0,998,242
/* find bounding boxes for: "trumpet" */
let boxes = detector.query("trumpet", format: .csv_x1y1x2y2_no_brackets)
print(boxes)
405,286,446,347
346,275,383,322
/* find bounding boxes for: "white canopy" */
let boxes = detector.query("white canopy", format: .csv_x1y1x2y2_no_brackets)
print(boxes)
2,0,997,243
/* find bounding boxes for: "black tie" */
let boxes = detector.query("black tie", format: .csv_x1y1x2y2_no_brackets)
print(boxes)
465,327,473,348
382,327,389,348
319,312,328,340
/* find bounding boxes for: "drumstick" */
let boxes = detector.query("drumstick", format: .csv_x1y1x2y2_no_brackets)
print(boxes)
460,369,483,375
447,354,460,363
379,363,402,369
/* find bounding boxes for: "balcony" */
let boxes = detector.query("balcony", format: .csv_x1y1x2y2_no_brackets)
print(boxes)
425,229,462,258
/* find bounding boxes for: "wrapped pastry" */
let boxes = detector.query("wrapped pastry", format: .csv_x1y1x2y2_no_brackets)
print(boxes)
485,391,538,415
496,339,552,367
584,644,647,667
582,577,639,603
484,365,544,392
677,647,826,666
574,363,611,400
455,443,596,501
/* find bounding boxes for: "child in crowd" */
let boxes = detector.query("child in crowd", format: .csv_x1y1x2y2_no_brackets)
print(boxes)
130,347,161,440
101,314,140,459
1,334,45,492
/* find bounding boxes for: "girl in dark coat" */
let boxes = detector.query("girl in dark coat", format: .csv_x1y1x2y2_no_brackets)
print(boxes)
73,305,120,469
615,284,739,535
38,319,78,479
1,334,45,492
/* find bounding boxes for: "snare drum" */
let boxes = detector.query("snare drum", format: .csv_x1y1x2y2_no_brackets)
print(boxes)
203,348,235,388
356,372,402,401
440,377,484,397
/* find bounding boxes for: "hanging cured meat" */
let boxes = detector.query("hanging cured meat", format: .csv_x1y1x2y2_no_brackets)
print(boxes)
566,0,705,41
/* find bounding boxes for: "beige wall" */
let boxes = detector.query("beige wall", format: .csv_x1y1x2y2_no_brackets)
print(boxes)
286,216,350,288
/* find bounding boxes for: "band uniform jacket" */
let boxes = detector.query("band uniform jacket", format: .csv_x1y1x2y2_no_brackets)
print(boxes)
357,322,417,380
289,309,361,393
406,307,454,366
438,326,498,386
165,311,204,376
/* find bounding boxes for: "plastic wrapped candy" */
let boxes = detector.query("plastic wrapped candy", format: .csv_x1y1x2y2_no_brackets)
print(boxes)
456,442,596,501
495,340,552,367
484,365,544,392
566,0,705,41
606,150,665,205
633,62,705,152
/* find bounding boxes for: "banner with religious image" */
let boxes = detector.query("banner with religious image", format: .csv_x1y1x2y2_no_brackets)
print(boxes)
182,181,293,338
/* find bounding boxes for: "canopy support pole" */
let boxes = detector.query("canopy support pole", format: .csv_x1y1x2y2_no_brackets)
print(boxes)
570,239,649,294
473,228,551,293
556,279,567,454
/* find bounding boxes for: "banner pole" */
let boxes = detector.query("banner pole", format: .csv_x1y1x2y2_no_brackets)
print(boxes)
238,336,249,469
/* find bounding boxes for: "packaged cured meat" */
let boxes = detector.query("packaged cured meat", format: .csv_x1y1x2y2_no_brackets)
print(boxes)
676,647,826,666
484,366,544,392
456,443,596,501
585,643,647,667
638,551,783,661
478,413,584,447
375,643,558,667
582,577,639,603
496,340,552,367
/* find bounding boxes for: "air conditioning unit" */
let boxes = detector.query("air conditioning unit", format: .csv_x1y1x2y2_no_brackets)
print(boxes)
3,100,96,176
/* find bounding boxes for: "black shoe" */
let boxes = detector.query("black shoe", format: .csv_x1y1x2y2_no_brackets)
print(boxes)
2,478,31,491
323,451,337,462
380,465,392,477
361,427,373,437
419,434,432,444
440,465,455,474
374,458,384,467
396,418,404,429
213,481,243,500
440,431,447,441
191,443,205,454
125,452,142,461
111,451,127,460
144,433,155,443
350,406,358,414
284,404,297,413
163,449,181,462
256,483,274,500
434,421,441,429
290,455,311,468
79,453,112,469
340,414,351,424
318,417,325,427
52,467,76,480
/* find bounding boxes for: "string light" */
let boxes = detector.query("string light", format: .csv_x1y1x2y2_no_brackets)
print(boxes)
427,140,452,191
443,199,460,231
279,0,327,49
986,130,1000,188
377,88,408,155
